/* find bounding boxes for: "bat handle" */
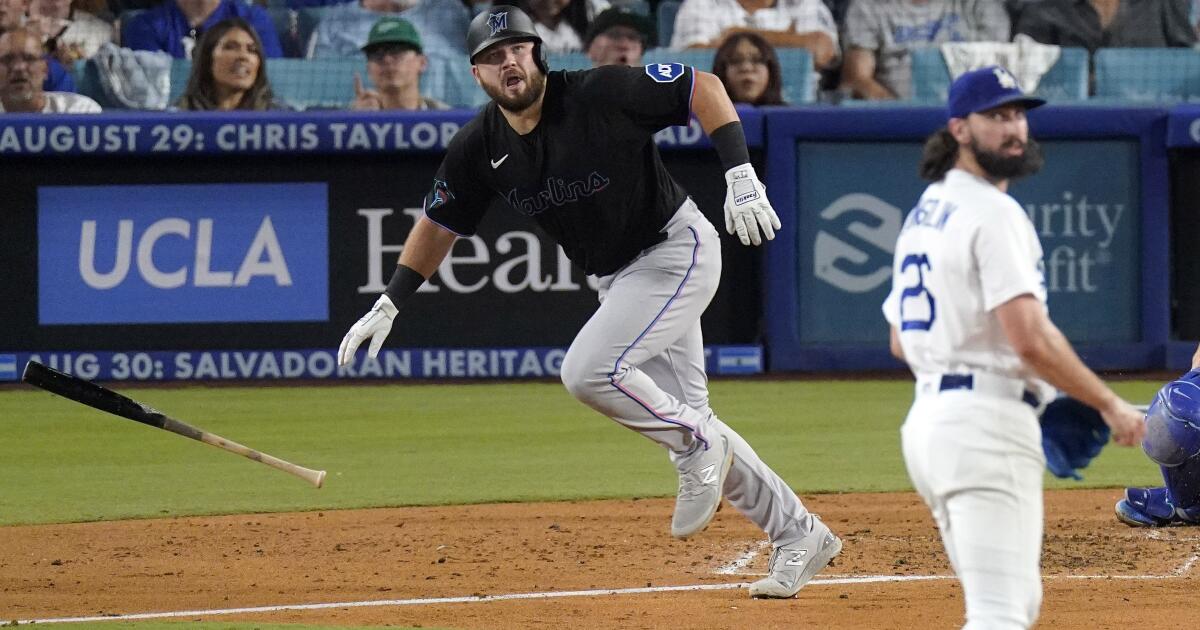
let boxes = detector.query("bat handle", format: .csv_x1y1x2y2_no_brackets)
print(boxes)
241,447,326,488
199,433,327,488
296,465,324,487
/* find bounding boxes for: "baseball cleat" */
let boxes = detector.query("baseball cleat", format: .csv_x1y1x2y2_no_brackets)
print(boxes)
671,434,733,539
1115,487,1200,527
749,517,842,599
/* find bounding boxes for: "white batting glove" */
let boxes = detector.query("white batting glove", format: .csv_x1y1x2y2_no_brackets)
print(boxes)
723,164,780,246
337,294,398,366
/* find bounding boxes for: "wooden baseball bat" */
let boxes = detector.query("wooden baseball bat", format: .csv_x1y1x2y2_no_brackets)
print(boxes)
22,361,326,488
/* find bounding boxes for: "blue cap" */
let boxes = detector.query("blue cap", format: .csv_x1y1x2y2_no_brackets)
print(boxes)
947,65,1045,120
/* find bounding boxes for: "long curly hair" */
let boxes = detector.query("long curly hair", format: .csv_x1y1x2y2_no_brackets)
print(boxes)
712,32,785,106
919,127,959,182
176,18,276,111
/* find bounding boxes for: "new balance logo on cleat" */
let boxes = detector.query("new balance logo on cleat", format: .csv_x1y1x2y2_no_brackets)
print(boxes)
749,520,842,599
671,434,733,539
784,549,809,566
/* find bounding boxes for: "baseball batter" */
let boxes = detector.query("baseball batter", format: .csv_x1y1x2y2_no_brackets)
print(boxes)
882,66,1145,628
337,5,840,598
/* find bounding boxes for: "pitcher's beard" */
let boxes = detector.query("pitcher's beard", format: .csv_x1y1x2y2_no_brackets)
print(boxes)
972,137,1044,180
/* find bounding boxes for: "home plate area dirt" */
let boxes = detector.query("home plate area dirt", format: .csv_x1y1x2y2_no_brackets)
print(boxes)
2,489,1197,629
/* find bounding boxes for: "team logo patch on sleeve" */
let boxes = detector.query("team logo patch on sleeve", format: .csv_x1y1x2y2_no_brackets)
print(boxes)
426,179,454,210
645,62,685,83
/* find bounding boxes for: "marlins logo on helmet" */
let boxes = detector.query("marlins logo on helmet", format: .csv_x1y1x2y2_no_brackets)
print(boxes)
487,12,507,36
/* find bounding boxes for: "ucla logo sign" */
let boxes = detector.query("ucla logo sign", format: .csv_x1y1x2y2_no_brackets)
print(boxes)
38,183,329,324
812,193,902,293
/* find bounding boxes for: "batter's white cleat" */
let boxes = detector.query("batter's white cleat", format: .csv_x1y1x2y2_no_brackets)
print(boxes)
749,517,842,599
671,434,733,539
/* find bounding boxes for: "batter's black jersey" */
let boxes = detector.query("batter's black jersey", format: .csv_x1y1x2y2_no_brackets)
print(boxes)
423,63,696,277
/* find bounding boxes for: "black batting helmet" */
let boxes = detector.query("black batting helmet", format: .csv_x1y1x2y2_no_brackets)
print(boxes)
467,5,548,73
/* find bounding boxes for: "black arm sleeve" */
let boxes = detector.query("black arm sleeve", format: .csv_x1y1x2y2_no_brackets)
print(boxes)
423,124,490,236
576,64,696,132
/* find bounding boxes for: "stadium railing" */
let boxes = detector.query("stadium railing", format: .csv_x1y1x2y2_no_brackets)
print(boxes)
909,46,1090,104
1094,47,1200,103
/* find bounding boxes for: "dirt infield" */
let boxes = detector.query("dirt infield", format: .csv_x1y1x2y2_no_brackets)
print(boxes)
3,489,1197,629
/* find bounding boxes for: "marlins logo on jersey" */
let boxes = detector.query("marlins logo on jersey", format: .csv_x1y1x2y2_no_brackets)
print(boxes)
426,179,453,210
487,11,507,36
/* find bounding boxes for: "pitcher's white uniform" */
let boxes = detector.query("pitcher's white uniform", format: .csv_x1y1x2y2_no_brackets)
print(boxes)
883,168,1052,629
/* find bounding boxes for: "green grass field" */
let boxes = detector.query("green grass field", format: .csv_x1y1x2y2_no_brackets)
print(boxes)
0,379,1167,527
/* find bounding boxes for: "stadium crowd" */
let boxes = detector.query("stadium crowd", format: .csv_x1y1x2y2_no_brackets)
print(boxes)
0,0,1196,111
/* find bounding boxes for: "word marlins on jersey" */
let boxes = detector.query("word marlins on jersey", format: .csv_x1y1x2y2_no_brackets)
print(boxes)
505,172,611,215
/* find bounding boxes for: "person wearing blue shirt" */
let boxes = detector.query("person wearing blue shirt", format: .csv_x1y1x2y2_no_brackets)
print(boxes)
123,0,283,58
43,54,75,91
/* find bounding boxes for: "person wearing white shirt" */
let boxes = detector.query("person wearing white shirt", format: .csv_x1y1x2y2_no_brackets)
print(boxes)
669,0,838,69
0,27,100,112
26,0,114,64
883,66,1143,629
517,0,609,53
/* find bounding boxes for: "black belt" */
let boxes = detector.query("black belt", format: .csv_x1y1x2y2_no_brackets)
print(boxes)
938,374,1039,409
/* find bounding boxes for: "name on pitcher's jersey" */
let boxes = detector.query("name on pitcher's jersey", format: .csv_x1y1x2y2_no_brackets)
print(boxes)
881,168,1048,381
422,64,698,277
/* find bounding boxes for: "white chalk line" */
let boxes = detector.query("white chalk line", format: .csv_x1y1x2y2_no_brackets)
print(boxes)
713,541,769,575
13,573,1190,626
1173,553,1200,576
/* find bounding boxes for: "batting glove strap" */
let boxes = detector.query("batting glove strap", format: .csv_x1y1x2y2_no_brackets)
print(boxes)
372,294,399,319
723,164,781,246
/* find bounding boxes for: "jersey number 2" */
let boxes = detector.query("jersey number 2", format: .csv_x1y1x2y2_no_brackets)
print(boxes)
900,253,935,331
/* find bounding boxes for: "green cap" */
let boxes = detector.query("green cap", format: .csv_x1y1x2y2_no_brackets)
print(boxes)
362,17,423,54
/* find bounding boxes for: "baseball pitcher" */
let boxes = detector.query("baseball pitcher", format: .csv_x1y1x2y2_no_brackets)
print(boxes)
882,66,1145,629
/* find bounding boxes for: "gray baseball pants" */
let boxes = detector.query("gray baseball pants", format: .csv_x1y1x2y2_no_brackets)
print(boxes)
560,199,815,545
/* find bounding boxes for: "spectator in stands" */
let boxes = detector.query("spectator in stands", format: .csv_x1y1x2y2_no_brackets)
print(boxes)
840,0,1010,100
26,0,112,65
0,0,78,91
308,0,469,58
0,0,22,29
669,0,839,71
123,0,282,59
176,17,289,110
351,16,448,109
713,31,786,104
1015,0,1194,52
0,26,99,110
585,6,652,66
513,0,605,53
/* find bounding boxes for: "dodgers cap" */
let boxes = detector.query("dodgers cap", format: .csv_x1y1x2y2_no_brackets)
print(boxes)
947,65,1045,120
